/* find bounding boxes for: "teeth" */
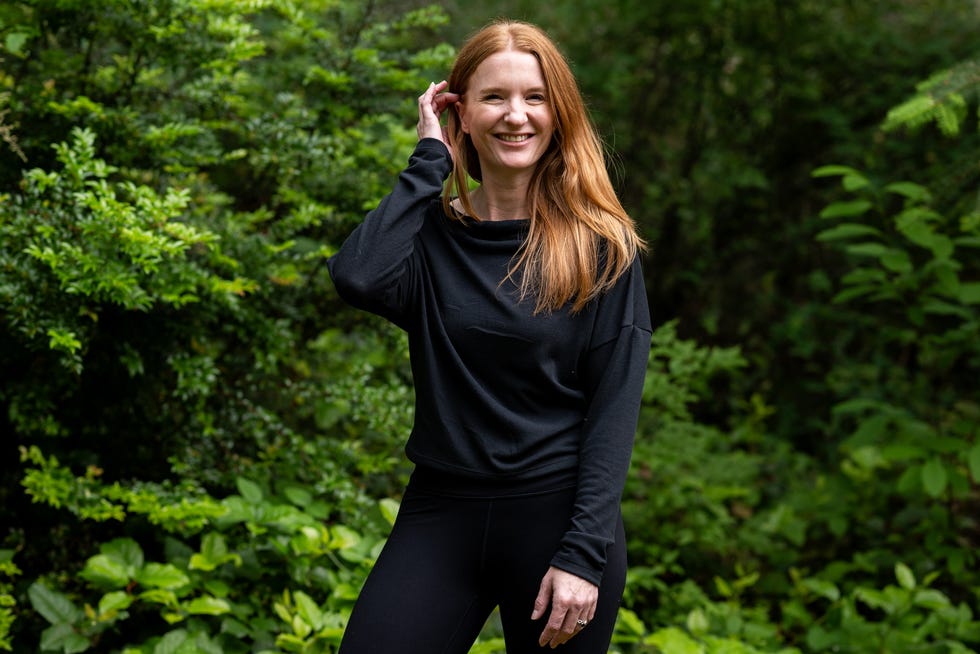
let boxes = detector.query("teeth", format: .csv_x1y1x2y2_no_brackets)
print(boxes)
498,134,530,142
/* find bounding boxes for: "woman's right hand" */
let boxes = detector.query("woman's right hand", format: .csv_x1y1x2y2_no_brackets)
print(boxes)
417,80,460,149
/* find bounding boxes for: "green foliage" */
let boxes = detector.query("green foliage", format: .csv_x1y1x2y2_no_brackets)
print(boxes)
20,445,394,652
0,550,17,652
883,60,980,137
3,1,980,653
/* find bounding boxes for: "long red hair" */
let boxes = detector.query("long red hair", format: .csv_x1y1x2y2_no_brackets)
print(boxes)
443,19,644,314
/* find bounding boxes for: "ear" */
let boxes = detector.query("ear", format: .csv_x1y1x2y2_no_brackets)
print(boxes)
455,100,470,134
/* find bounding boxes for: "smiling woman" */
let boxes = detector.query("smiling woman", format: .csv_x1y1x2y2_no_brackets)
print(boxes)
455,49,556,185
328,18,650,654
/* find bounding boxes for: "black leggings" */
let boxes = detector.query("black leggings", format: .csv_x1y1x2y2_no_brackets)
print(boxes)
338,476,627,654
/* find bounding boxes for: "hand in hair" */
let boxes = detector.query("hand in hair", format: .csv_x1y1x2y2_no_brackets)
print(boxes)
417,80,459,152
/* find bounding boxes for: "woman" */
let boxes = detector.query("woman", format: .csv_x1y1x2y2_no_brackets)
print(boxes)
328,19,650,653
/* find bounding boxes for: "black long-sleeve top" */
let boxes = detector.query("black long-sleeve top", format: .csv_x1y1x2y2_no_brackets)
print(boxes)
328,139,651,585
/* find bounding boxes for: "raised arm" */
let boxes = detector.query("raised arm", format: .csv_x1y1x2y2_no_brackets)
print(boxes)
328,82,459,324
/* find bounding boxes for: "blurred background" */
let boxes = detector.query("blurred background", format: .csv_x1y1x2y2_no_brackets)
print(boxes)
1,1,978,652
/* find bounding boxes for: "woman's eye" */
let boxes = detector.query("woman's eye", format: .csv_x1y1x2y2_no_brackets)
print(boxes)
528,94,546,103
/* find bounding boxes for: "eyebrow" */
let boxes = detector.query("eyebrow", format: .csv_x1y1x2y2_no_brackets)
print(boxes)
474,86,547,95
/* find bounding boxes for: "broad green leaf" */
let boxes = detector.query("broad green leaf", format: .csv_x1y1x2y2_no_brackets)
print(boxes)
293,591,323,631
967,443,980,483
136,563,190,590
40,623,89,654
184,596,231,616
190,533,240,571
153,629,188,654
816,223,882,241
686,607,709,635
802,577,840,601
848,414,889,446
98,590,133,616
643,626,703,653
806,625,842,651
221,618,250,638
921,458,948,497
329,525,360,550
913,588,951,610
895,562,916,590
28,582,83,624
379,498,400,526
842,174,870,191
139,589,178,607
201,532,228,560
879,249,912,273
819,200,873,219
845,242,890,258
282,485,312,507
885,181,932,203
236,477,263,503
292,614,312,639
812,164,865,178
100,538,144,572
80,554,131,589
958,282,980,305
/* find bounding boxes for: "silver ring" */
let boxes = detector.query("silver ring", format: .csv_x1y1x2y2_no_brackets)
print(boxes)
576,619,588,628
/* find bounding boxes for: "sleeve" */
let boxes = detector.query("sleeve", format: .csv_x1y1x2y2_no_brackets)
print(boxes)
549,256,652,586
327,138,452,327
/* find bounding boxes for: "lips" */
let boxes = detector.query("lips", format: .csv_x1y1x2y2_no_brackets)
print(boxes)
496,134,532,142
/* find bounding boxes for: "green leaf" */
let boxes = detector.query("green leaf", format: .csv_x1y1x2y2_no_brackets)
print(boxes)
136,563,190,590
139,589,178,607
845,242,890,257
184,596,231,616
293,591,323,631
236,477,263,503
958,282,980,305
967,443,980,483
379,498,400,526
28,582,83,624
895,562,916,590
812,164,865,178
40,623,90,654
330,525,360,550
468,639,507,654
153,629,188,654
643,626,703,653
816,223,882,241
879,249,912,273
98,590,133,616
842,174,869,191
913,588,951,610
282,485,312,507
885,181,932,203
101,538,144,571
921,458,948,497
802,577,841,601
80,554,131,589
819,200,873,219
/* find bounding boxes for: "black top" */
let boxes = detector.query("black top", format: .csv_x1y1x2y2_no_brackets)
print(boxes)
328,138,651,585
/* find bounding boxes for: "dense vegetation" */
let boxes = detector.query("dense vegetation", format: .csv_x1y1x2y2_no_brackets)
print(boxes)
1,1,978,652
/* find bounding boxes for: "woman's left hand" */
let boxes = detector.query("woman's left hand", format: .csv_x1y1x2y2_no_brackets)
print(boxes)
531,566,599,648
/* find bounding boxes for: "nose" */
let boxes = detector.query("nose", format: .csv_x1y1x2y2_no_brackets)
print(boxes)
504,100,528,125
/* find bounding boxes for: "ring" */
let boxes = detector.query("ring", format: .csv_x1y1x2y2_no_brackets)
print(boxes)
576,619,588,628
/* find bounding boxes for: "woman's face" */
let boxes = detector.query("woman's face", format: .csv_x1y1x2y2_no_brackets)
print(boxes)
456,49,555,180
